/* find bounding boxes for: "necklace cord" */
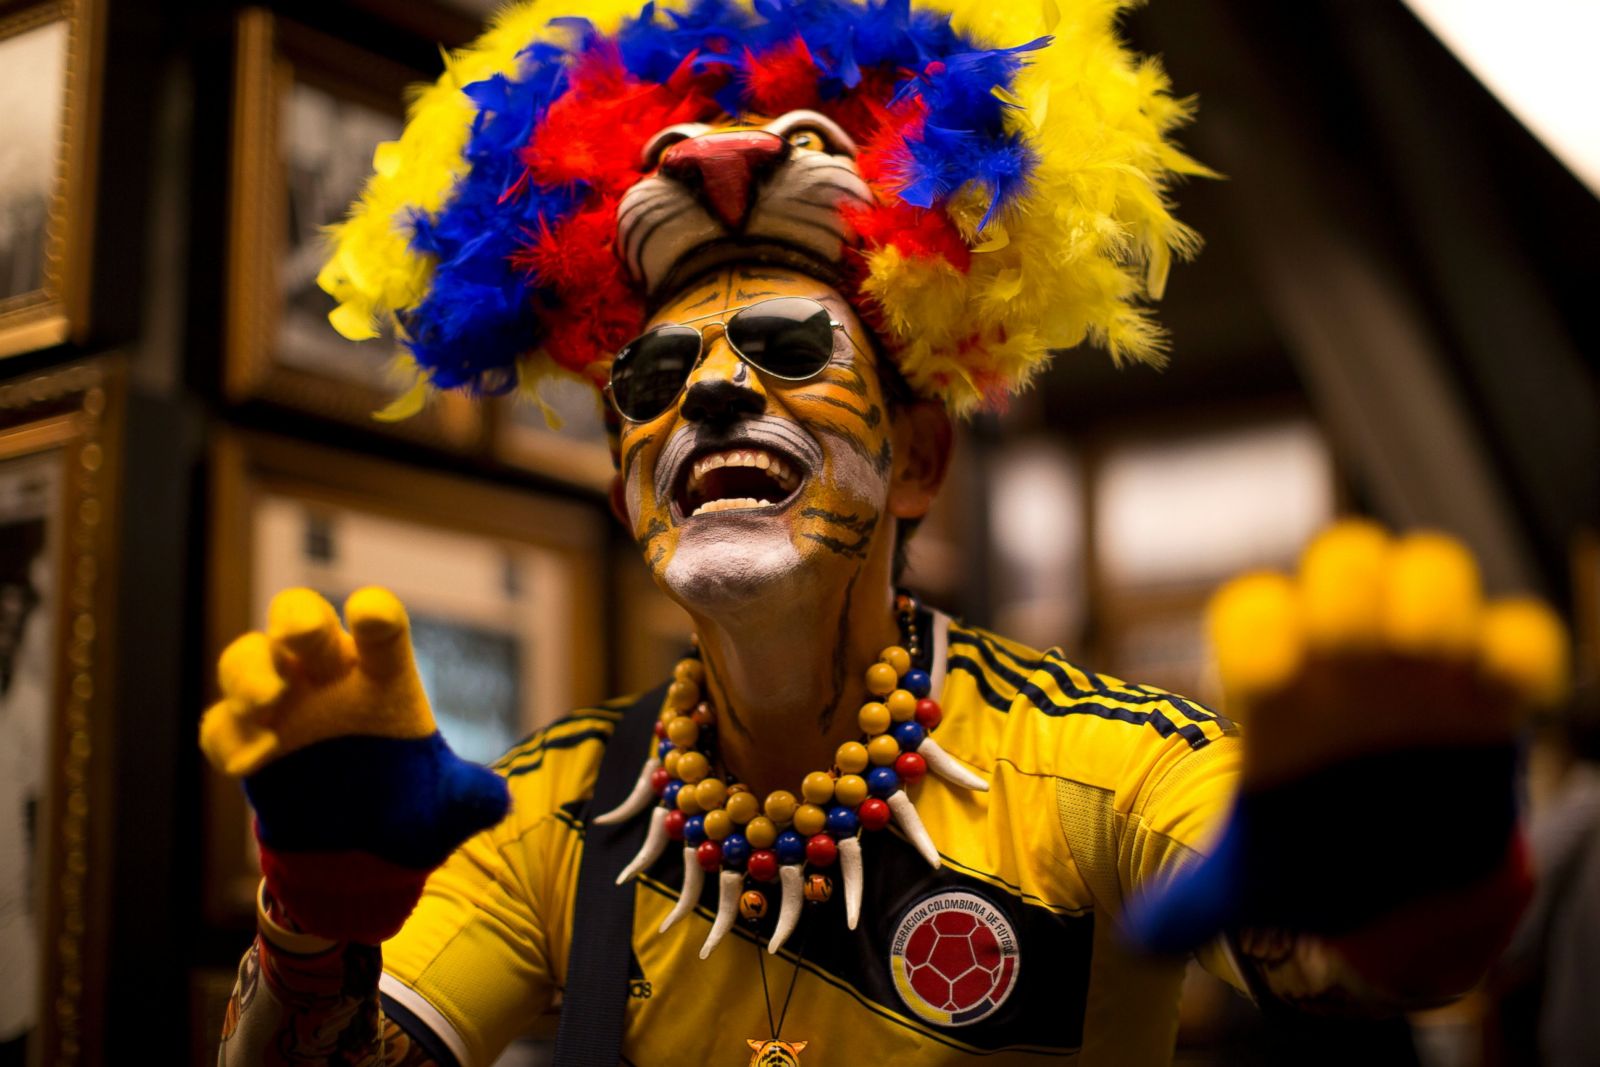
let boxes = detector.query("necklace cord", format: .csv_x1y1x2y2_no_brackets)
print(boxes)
757,926,808,1040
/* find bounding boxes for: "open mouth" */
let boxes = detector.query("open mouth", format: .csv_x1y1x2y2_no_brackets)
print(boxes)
675,446,804,518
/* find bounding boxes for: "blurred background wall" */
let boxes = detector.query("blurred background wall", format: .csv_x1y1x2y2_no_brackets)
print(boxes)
0,0,1593,1063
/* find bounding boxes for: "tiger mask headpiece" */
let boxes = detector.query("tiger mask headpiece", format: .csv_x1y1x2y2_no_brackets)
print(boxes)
622,109,871,297
318,0,1209,419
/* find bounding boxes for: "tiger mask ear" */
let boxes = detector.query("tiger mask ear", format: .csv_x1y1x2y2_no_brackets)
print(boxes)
789,1042,808,1052
748,1041,763,1051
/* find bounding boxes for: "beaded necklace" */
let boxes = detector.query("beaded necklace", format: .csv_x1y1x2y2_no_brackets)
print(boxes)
596,594,989,957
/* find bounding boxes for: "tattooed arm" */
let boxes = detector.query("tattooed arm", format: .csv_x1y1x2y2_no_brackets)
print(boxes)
218,893,441,1067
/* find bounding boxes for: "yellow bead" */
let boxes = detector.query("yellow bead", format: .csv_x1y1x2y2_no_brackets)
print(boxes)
725,790,760,824
703,809,732,841
802,771,835,805
834,774,868,806
695,778,727,811
865,662,899,697
880,646,911,675
858,702,890,736
763,790,797,825
666,679,698,711
676,786,702,814
659,706,677,723
746,816,778,848
677,751,709,783
793,803,827,836
868,735,900,766
886,689,916,722
674,658,705,685
666,716,699,748
835,741,869,774
662,749,681,777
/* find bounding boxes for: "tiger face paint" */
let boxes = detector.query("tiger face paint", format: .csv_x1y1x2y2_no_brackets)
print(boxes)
618,265,896,615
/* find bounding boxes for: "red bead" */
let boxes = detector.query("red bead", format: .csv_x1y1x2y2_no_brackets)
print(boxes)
654,721,667,739
664,808,687,841
747,849,779,882
696,840,723,871
914,699,942,729
894,752,927,782
805,833,838,867
691,702,715,727
858,797,891,831
650,768,672,794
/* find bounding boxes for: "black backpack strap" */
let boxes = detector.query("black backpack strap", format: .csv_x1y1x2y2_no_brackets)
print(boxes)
553,683,668,1067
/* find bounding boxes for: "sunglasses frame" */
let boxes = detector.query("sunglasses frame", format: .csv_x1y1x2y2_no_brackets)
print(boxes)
605,296,863,423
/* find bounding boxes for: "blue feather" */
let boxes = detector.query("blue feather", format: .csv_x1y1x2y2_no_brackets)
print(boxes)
399,0,1045,394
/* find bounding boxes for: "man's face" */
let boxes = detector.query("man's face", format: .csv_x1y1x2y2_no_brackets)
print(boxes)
616,265,897,612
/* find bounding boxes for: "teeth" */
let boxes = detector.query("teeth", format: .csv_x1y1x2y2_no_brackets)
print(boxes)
691,497,773,516
685,448,803,508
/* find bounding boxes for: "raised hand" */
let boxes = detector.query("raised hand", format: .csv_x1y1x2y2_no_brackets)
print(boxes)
1127,520,1568,974
200,587,510,944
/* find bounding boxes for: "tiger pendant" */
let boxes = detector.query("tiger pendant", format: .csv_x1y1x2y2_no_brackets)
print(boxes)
746,1038,808,1065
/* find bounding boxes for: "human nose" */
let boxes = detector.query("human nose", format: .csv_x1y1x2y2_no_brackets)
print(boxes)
679,333,765,426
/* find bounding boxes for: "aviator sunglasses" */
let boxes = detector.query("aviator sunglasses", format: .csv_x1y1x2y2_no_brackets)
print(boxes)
607,296,857,422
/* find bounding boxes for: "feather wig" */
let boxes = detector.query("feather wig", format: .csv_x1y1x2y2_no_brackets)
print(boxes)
318,0,1211,418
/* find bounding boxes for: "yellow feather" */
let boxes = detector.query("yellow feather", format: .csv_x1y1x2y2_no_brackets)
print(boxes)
320,0,1210,417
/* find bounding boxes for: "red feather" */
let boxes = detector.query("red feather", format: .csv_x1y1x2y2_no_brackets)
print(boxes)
741,38,821,115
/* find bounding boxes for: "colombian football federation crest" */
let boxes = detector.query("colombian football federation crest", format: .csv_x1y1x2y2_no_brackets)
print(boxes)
889,891,1020,1027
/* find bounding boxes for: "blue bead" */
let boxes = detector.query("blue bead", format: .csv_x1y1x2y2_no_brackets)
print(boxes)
826,804,859,837
867,766,900,798
684,814,707,846
662,781,683,807
720,833,750,868
657,738,674,758
893,721,927,752
775,830,806,865
903,669,931,699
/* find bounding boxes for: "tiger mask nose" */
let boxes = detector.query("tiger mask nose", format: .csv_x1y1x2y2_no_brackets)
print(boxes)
659,130,789,230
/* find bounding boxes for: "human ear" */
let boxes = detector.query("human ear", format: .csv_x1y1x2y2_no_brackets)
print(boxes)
887,401,952,520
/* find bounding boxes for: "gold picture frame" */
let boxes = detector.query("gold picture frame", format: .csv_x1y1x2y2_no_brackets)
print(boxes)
201,430,608,924
0,0,102,359
0,360,122,1066
225,9,482,451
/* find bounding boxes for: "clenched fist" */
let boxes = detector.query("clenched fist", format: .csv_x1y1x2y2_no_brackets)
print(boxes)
200,587,510,944
1127,520,1568,991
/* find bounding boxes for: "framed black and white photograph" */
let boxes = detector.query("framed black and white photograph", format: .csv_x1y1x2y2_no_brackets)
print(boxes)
0,1,100,359
202,432,607,923
226,9,481,450
0,361,120,1067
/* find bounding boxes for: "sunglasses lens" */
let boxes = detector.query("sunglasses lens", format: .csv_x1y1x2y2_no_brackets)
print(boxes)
611,326,702,421
726,297,836,380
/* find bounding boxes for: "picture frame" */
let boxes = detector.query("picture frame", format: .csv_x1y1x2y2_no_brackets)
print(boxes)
225,9,482,451
0,359,122,1067
201,431,607,924
0,0,102,359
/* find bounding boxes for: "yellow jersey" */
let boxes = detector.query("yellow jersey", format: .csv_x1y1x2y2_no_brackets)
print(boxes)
379,614,1243,1065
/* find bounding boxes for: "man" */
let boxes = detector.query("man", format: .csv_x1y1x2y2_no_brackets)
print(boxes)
201,1,1568,1063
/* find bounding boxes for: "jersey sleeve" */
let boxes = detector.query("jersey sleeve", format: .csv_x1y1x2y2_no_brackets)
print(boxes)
1119,732,1247,992
380,712,617,1066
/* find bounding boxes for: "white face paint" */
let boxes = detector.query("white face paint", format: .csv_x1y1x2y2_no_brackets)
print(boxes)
617,266,899,618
